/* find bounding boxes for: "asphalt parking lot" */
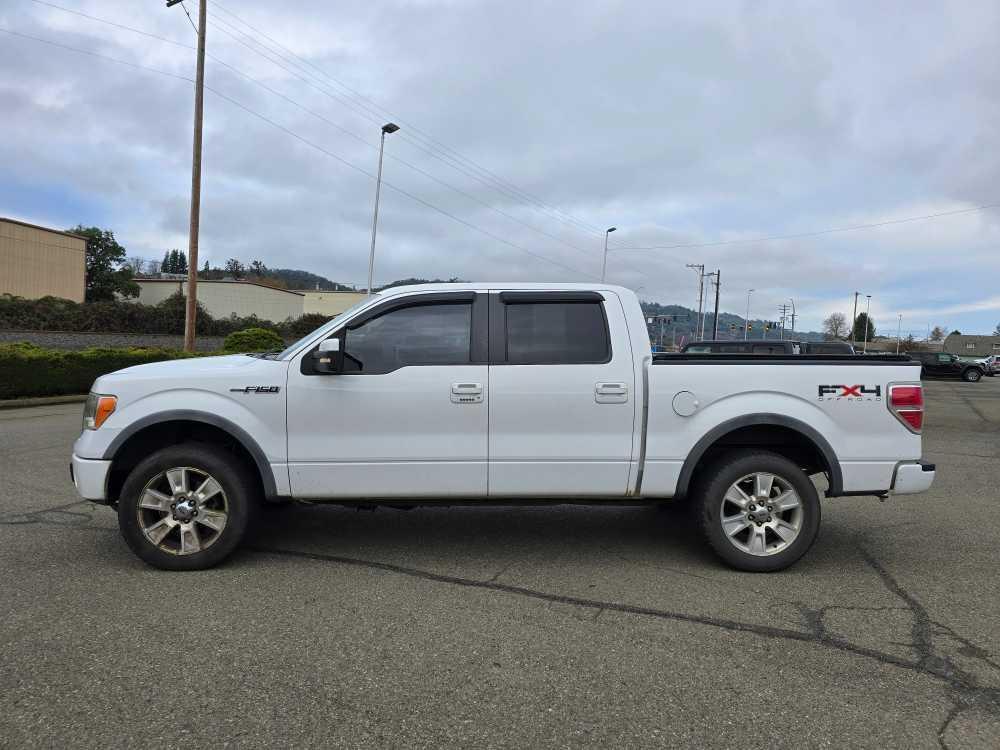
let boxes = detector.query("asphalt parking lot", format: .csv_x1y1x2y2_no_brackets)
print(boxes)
1,379,998,749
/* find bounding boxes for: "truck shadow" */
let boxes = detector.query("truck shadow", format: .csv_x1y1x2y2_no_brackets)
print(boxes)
244,501,731,571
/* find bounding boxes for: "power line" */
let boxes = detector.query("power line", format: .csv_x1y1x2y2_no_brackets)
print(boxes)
0,24,596,280
0,26,193,82
210,1,607,238
613,203,1000,251
23,1,635,275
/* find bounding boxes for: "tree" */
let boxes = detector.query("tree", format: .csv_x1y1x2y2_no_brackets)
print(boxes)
951,330,962,336
175,250,188,275
851,312,875,342
249,259,267,277
224,258,245,279
929,326,946,342
124,256,146,275
160,251,171,273
70,225,140,301
822,312,848,340
994,322,1000,336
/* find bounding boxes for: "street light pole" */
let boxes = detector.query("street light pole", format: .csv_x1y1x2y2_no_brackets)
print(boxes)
862,294,872,353
744,288,754,341
366,122,399,295
601,227,616,283
896,314,902,354
789,298,796,335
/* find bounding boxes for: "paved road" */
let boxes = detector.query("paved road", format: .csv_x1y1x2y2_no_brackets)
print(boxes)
1,380,998,748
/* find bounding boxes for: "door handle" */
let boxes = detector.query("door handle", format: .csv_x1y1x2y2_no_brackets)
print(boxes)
451,382,483,404
595,382,628,403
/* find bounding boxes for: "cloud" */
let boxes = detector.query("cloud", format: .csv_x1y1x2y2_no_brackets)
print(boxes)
1,0,999,332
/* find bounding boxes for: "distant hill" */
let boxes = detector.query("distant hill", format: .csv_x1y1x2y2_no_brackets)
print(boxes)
267,268,355,291
640,301,824,343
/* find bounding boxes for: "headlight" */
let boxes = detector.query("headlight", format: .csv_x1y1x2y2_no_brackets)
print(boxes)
83,393,117,430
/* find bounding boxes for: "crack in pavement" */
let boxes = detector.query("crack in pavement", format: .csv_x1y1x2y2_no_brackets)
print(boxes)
248,543,1000,723
6,498,998,744
0,500,103,529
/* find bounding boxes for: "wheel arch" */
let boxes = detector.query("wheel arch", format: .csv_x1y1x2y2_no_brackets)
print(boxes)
102,411,278,502
675,414,843,498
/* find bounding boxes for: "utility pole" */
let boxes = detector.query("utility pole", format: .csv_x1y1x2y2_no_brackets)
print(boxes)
710,269,721,340
896,314,902,354
167,0,207,353
862,294,872,353
744,289,754,341
686,263,705,339
851,291,860,346
789,298,796,335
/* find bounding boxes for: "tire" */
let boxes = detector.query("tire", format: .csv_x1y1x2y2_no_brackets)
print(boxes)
117,443,257,570
695,450,821,572
962,368,982,382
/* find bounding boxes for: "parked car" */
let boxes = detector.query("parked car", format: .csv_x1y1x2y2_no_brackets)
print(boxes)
71,283,933,573
681,339,802,354
978,354,998,376
909,352,986,382
802,341,856,355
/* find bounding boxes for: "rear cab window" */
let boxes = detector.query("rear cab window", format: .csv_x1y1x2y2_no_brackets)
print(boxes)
493,293,611,364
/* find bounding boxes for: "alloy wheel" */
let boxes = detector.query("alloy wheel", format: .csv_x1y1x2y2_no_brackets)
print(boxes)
719,472,803,557
136,466,229,556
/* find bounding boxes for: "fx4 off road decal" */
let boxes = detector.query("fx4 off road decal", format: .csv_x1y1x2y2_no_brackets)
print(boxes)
817,384,881,401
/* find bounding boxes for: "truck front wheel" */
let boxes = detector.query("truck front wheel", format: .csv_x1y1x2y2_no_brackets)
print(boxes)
695,451,821,572
117,443,256,570
962,368,982,382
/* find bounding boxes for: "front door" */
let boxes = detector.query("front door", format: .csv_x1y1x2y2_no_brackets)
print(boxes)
487,291,636,497
286,292,488,498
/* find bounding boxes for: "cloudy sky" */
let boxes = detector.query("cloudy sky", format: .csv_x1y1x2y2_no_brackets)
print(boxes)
2,0,999,334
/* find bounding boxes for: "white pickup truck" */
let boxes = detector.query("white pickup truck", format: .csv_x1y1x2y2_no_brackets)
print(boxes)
71,283,934,572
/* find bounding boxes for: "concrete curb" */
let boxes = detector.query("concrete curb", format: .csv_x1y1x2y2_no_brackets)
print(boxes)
0,394,88,410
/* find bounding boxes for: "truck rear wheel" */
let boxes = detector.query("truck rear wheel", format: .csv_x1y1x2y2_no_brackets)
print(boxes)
117,443,256,571
962,368,982,382
695,451,820,572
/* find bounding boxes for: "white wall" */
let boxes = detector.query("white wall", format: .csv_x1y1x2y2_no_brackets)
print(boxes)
300,291,367,316
134,280,305,321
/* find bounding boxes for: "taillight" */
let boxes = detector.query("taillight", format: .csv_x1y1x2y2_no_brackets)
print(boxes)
888,384,923,433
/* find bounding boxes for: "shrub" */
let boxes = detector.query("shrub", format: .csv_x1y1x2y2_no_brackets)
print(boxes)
0,293,291,337
223,327,285,353
284,312,333,337
0,342,198,399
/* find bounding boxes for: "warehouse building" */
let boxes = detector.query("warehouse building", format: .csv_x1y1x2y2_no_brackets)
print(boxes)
0,217,86,302
133,278,305,322
299,290,366,316
944,333,1000,358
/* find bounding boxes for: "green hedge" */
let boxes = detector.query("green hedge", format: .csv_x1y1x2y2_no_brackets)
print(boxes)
223,327,285,353
0,292,334,337
0,342,198,399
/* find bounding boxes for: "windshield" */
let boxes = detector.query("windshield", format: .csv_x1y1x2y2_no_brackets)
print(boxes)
276,295,380,359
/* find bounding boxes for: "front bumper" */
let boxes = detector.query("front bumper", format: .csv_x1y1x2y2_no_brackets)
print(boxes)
891,460,935,495
71,454,112,502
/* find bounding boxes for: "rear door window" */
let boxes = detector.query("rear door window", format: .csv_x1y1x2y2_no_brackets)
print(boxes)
504,301,609,364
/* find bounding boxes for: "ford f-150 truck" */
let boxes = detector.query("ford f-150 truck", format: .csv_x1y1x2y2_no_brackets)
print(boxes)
71,283,935,572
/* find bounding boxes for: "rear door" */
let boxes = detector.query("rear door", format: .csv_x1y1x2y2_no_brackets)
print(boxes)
487,290,635,497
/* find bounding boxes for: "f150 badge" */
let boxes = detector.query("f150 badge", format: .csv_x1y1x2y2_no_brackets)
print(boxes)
230,386,281,394
817,384,881,401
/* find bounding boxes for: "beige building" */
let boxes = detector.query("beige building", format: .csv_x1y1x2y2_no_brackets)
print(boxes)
300,290,367,316
134,279,305,322
0,217,86,302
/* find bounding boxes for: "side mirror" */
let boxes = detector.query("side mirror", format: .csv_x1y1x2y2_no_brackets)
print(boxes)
312,338,343,374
